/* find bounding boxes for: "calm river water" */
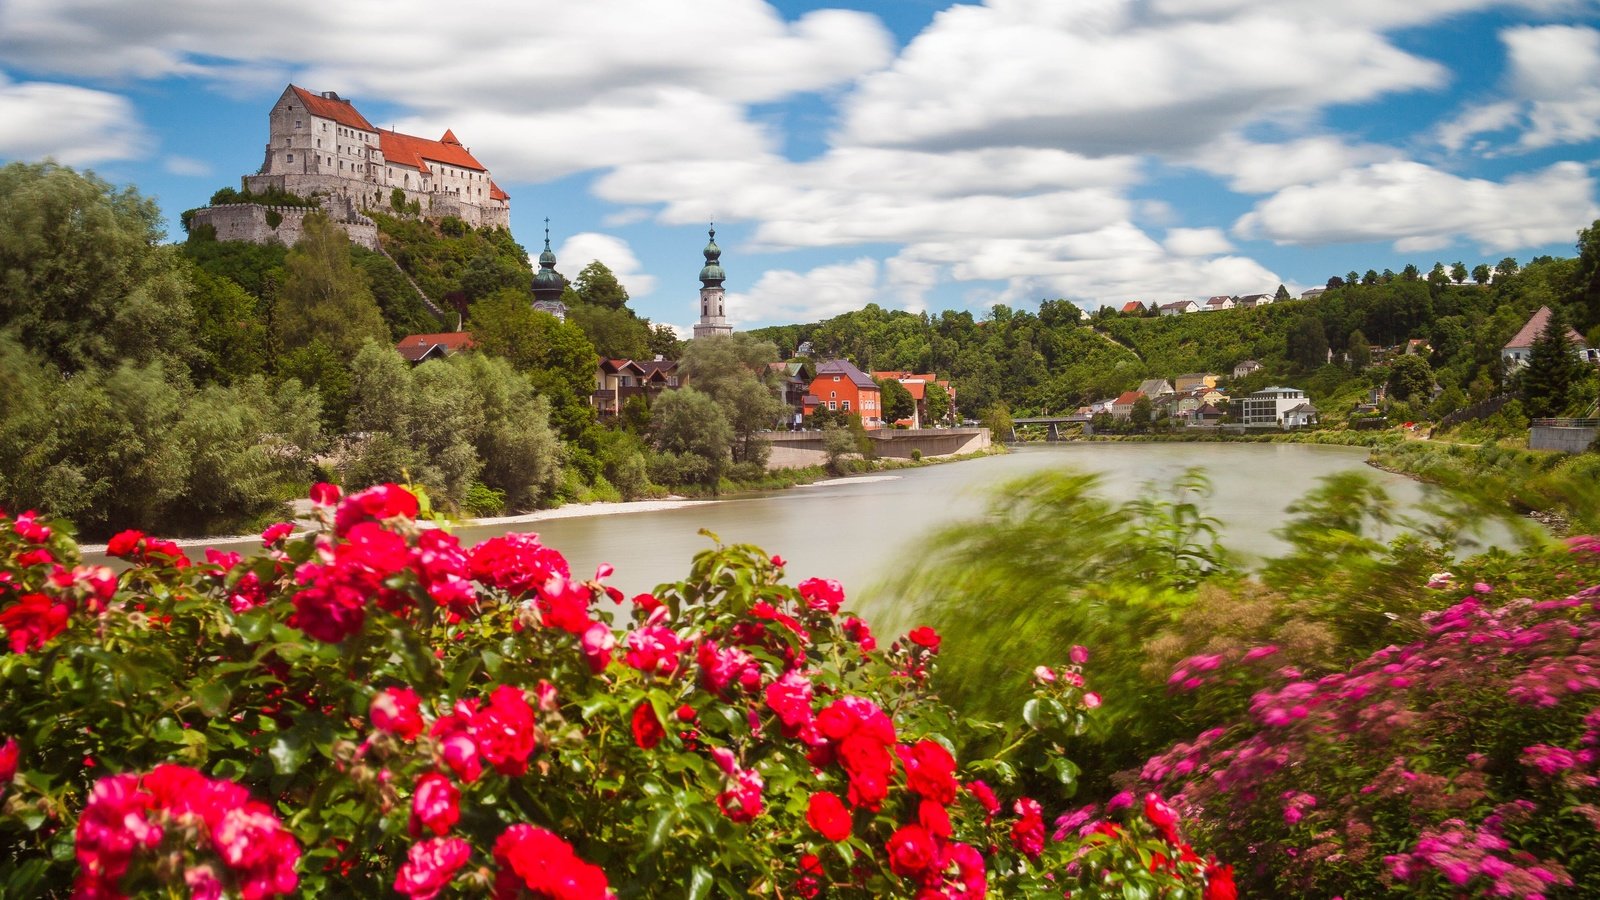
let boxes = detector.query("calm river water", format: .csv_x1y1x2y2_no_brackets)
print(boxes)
460,442,1522,625
91,443,1526,628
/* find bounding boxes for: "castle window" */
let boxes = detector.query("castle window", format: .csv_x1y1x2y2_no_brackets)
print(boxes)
287,153,294,163
294,119,301,129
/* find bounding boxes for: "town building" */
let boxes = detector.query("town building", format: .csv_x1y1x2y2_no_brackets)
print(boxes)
769,361,813,428
692,226,733,340
1238,387,1313,427
531,221,568,320
395,331,474,364
1111,390,1143,419
1174,373,1218,392
192,85,510,247
1203,296,1234,312
1159,300,1199,316
1233,359,1263,379
806,360,882,426
592,357,683,416
1502,306,1598,370
871,371,956,427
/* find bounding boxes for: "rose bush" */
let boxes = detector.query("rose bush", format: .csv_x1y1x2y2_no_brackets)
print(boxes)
0,486,1226,897
1136,538,1600,897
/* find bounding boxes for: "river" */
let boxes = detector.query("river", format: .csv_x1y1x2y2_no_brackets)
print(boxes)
85,443,1528,627
453,442,1523,625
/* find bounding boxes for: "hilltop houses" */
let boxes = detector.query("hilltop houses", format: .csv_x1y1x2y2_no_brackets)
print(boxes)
1502,306,1599,369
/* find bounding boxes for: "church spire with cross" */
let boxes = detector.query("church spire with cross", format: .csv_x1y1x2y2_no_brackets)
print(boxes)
531,217,568,319
692,223,733,339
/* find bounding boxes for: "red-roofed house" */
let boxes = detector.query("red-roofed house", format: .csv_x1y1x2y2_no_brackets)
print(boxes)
241,85,509,230
1502,306,1598,369
871,371,956,427
591,357,684,416
1111,390,1143,419
396,331,475,364
807,360,883,426
1120,300,1148,315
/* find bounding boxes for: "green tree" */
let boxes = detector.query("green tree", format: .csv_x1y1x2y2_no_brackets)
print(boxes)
1362,270,1379,285
1522,307,1583,418
276,213,388,358
573,260,630,311
926,382,952,424
457,353,563,510
822,424,858,474
1274,284,1291,302
681,333,786,466
1451,261,1469,284
1131,395,1153,431
568,304,651,360
1347,329,1372,371
1575,220,1600,329
187,265,268,384
1386,353,1435,404
648,324,684,360
649,387,732,486
469,288,598,440
981,401,1013,438
1286,315,1330,371
1496,257,1520,280
0,161,192,373
877,377,915,424
1472,264,1492,285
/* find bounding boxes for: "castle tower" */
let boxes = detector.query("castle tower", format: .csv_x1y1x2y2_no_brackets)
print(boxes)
530,220,568,320
692,225,733,339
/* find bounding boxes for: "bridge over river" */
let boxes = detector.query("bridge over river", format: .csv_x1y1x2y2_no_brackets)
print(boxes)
759,427,990,469
1010,415,1089,441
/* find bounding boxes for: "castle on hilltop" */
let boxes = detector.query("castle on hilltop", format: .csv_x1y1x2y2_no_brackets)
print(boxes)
192,85,510,248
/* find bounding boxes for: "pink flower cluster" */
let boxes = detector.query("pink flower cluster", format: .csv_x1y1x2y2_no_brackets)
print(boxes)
75,765,300,899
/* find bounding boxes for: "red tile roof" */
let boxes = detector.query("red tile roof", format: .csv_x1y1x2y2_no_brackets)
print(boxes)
1121,301,1145,313
1114,390,1143,406
379,128,487,174
1504,306,1587,350
395,331,474,362
290,86,375,132
489,181,509,201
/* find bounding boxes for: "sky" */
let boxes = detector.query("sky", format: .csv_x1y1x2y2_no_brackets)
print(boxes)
2,0,1599,335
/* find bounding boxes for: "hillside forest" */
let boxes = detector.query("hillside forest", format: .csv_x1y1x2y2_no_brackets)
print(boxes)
3,159,1600,538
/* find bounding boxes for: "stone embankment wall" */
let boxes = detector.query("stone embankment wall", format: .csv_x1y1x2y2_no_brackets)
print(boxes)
190,203,379,250
1530,424,1599,453
760,428,991,470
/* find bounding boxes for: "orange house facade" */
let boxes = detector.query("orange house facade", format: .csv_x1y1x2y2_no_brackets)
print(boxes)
804,359,882,426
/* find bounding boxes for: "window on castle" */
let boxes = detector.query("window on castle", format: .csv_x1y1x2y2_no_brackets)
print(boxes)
295,120,301,129
287,154,294,163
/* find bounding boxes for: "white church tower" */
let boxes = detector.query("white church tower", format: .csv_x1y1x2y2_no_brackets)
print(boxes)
692,225,733,339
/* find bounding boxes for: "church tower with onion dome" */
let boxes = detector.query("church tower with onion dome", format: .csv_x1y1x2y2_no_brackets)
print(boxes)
530,219,568,320
692,225,733,339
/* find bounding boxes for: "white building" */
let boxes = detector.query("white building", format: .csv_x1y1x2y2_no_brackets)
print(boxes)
1240,387,1311,427
1502,306,1598,370
692,227,733,340
243,85,509,229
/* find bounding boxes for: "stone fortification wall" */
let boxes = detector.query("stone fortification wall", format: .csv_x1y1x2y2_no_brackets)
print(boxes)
759,428,991,470
245,173,508,230
189,203,379,250
1530,424,1599,453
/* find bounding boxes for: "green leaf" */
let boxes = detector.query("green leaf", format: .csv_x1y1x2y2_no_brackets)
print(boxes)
646,807,677,852
1022,698,1042,729
688,866,713,900
268,730,310,775
192,679,233,717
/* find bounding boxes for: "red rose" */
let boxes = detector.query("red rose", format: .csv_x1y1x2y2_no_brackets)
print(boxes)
471,686,538,776
797,577,845,614
394,837,470,900
795,853,822,899
334,483,419,536
0,737,18,793
631,702,665,750
410,774,460,837
1010,797,1045,858
897,740,958,805
806,791,852,842
765,670,815,735
308,482,341,506
106,529,145,558
886,824,938,879
466,533,569,599
493,824,610,899
0,593,71,654
372,687,426,740
1144,792,1181,843
1204,861,1237,900
907,626,941,651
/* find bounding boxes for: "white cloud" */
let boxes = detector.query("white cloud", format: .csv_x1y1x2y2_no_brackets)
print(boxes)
728,258,884,325
1504,25,1600,150
1436,101,1521,153
1234,160,1598,252
556,232,657,299
1186,134,1400,194
162,155,212,177
0,74,146,165
1164,227,1234,256
834,0,1445,156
